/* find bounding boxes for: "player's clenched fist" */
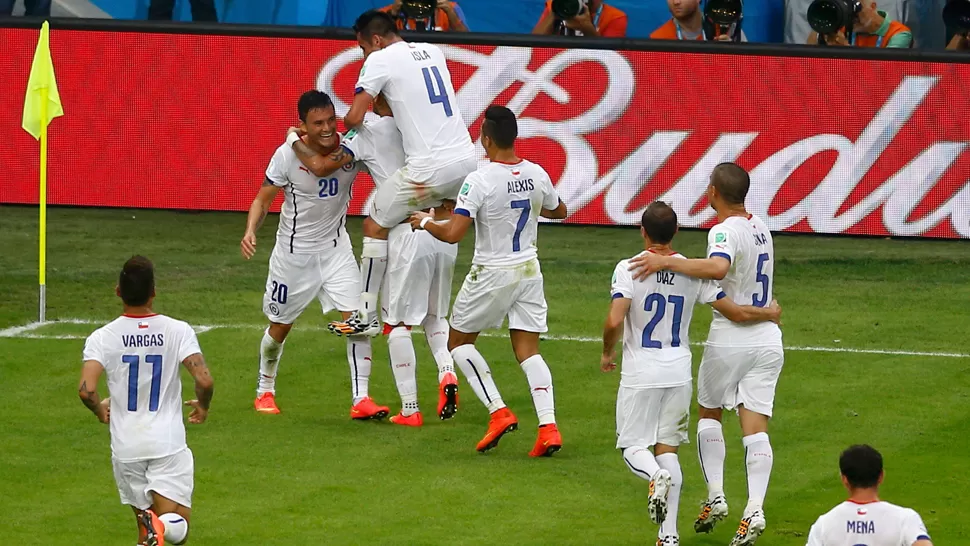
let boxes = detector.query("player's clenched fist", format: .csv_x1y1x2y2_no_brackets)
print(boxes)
241,231,257,259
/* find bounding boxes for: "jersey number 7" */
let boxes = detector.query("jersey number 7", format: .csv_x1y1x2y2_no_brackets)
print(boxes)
422,66,453,117
122,354,163,412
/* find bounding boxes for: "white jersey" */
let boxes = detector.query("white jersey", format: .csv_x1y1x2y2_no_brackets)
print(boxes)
706,214,782,346
455,159,560,267
355,41,475,175
612,252,723,388
807,500,931,546
341,113,405,187
82,314,202,462
265,139,360,254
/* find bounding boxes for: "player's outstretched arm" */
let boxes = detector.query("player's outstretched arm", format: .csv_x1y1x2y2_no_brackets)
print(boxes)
181,352,213,424
288,128,353,177
344,92,374,129
601,297,631,372
540,199,568,220
629,253,730,281
241,181,281,260
410,209,471,244
712,297,782,324
78,360,109,424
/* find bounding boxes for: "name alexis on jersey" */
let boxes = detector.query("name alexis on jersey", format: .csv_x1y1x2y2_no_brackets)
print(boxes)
122,334,165,348
508,179,534,193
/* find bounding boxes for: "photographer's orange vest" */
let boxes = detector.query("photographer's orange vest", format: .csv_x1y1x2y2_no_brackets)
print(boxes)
853,20,910,47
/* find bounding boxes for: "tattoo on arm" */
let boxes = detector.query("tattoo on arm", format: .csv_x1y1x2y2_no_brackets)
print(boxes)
328,148,349,163
184,353,214,410
292,140,317,161
79,379,102,413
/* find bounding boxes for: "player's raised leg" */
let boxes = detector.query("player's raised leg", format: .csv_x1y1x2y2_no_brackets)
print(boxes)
387,324,422,426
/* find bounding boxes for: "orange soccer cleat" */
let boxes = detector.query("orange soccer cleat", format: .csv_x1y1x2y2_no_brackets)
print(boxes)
139,509,165,546
476,407,518,453
437,372,459,420
254,392,280,414
350,397,390,420
528,423,563,457
389,411,424,427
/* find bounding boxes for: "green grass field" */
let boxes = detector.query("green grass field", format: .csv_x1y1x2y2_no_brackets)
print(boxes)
1,205,969,545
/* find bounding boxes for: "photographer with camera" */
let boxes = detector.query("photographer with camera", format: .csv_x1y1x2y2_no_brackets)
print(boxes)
806,1,912,48
944,0,970,50
532,0,628,38
651,0,747,42
382,0,468,32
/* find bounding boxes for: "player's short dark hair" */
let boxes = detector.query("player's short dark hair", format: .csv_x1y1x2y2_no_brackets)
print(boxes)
119,256,154,307
482,105,517,149
640,201,678,244
353,10,399,39
711,162,750,205
298,90,334,122
839,444,883,489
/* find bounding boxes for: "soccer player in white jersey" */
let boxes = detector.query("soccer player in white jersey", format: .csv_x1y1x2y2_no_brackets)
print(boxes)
240,90,389,420
603,202,781,546
79,256,214,546
290,95,461,425
410,106,568,455
631,163,784,545
807,445,933,546
328,9,477,337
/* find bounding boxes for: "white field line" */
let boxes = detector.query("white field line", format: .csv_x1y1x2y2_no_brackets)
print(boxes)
1,318,968,359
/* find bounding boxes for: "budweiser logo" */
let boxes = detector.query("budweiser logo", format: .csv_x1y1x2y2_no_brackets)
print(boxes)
318,46,970,237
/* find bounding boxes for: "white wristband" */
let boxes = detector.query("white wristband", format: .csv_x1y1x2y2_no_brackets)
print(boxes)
286,132,301,146
420,217,432,230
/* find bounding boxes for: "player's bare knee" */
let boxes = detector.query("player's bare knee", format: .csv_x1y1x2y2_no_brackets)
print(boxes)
268,322,292,343
698,406,723,422
362,217,389,239
509,329,540,363
654,443,679,456
738,405,769,435
447,328,476,352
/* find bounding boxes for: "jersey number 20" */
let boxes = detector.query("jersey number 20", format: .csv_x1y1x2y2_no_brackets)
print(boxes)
422,66,453,117
122,354,163,412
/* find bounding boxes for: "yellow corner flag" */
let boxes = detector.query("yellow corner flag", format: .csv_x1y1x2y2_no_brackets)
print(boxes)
22,21,63,323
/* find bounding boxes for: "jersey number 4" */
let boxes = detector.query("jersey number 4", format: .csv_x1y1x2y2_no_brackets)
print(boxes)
122,354,163,412
422,66,453,117
642,294,685,349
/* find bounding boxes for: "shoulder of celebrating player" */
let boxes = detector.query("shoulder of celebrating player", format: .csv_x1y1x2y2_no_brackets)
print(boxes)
454,170,490,218
264,143,295,188
530,162,566,219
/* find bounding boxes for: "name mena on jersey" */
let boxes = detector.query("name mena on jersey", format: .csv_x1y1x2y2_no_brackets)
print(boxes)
122,334,165,348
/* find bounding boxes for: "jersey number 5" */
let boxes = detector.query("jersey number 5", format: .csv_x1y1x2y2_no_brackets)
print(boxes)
122,354,163,412
752,253,770,307
422,66,453,117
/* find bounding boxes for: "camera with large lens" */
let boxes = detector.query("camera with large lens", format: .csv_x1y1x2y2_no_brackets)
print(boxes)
807,0,862,38
551,0,588,20
703,0,744,42
944,0,970,33
401,0,437,31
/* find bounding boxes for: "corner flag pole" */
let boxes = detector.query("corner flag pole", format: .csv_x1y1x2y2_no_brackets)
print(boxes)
22,20,63,323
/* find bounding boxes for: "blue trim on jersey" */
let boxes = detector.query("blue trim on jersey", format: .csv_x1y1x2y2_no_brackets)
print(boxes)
454,208,471,217
612,292,625,300
354,86,364,95
340,144,355,158
716,291,726,300
288,186,298,253
917,536,931,541
709,252,732,263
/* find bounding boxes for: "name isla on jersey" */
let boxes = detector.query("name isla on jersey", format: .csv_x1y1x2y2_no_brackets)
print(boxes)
508,179,534,193
122,333,165,348
411,50,431,61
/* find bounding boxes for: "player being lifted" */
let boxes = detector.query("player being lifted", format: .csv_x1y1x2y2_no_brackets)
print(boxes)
631,163,784,546
79,256,214,546
328,9,477,337
291,95,461,425
410,106,567,455
241,90,389,420
602,202,781,546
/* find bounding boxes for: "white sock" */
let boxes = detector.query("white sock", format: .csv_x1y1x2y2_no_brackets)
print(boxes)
347,335,372,404
656,452,683,537
358,237,388,322
520,354,555,425
742,432,773,512
622,446,660,481
697,418,726,500
451,344,505,413
421,315,455,381
257,329,284,395
388,326,419,415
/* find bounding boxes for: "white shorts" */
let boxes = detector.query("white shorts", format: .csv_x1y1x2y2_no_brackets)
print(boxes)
615,384,691,449
370,156,478,228
450,259,547,334
263,239,360,324
112,448,194,510
697,344,785,417
382,224,457,326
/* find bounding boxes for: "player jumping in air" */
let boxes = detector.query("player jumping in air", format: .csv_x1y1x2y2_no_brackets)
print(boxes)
79,256,214,546
291,95,461,425
410,106,567,455
241,90,389,420
630,163,784,545
328,9,477,337
603,202,781,546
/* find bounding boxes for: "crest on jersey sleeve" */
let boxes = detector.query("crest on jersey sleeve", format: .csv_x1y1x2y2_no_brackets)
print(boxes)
344,128,358,141
715,232,727,243
459,182,471,195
